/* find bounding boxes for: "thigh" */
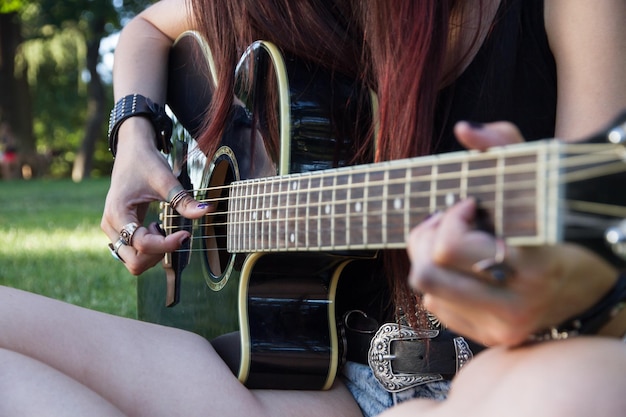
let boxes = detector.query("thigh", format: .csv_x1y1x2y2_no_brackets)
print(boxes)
383,338,626,417
0,286,362,417
0,348,126,416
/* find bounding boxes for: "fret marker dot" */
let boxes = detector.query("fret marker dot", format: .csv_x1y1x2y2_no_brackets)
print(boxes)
252,212,257,220
292,181,298,190
445,193,456,207
394,198,402,210
265,210,270,219
290,233,295,243
355,201,362,212
325,204,331,215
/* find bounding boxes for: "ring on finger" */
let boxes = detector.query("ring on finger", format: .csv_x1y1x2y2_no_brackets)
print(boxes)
169,189,188,210
119,222,139,246
108,238,126,263
471,237,515,283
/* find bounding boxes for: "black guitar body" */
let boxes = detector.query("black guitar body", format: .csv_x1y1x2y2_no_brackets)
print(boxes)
138,32,377,390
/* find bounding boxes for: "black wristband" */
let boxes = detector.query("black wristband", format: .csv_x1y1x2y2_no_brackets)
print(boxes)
107,94,173,157
529,272,626,341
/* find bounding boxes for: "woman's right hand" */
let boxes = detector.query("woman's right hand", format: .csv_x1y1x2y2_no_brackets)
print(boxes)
101,117,212,275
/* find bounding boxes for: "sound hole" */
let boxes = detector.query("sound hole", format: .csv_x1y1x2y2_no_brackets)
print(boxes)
202,153,237,291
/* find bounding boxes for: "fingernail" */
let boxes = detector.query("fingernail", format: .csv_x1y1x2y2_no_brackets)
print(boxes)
422,210,443,224
197,203,209,209
467,121,484,129
154,223,166,236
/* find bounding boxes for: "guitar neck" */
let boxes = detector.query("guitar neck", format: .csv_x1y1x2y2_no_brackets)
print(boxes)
226,139,624,252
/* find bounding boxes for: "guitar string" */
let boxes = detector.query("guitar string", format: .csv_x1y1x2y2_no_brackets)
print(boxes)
170,177,541,231
159,150,626,253
174,144,622,212
162,154,623,247
162,150,624,227
174,194,538,253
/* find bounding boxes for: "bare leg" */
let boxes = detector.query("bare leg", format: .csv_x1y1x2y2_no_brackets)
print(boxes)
0,348,126,416
381,337,626,417
0,286,362,417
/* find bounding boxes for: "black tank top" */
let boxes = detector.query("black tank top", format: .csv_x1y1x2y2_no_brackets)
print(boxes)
433,0,557,153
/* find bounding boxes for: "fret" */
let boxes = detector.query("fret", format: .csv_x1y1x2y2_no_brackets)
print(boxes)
233,183,241,252
314,175,324,248
467,155,497,224
500,150,539,239
304,174,312,249
326,175,337,249
494,150,505,236
408,164,431,226
245,181,251,250
229,183,235,251
367,169,384,245
226,186,232,251
240,181,246,251
362,171,369,247
280,178,290,250
287,178,297,249
320,175,334,248
345,172,352,247
537,142,560,239
260,178,268,250
294,176,308,249
435,160,464,210
268,178,275,250
239,183,245,251
333,172,348,248
348,171,366,248
429,162,438,213
275,179,282,248
382,167,389,246
253,180,261,251
404,167,411,240
386,166,407,246
460,157,469,200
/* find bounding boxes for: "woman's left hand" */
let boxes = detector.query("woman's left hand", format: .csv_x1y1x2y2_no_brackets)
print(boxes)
406,122,618,346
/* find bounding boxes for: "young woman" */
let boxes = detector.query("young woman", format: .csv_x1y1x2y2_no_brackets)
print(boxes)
2,0,626,415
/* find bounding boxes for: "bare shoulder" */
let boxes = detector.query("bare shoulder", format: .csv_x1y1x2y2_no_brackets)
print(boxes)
543,0,626,139
137,0,194,41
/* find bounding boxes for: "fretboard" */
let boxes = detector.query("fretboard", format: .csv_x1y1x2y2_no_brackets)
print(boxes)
226,140,624,253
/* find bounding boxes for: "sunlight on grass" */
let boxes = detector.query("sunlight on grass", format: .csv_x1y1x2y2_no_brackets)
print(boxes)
5,228,107,253
0,179,137,318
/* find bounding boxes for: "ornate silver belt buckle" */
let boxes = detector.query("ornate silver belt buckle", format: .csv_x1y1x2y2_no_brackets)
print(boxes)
368,323,442,392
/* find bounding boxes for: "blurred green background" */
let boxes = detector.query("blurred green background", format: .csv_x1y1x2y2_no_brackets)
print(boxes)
0,178,137,317
0,1,160,314
1,0,156,181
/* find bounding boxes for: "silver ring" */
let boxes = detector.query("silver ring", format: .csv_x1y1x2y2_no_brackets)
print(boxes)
471,238,515,283
119,222,139,246
169,189,188,210
108,238,126,263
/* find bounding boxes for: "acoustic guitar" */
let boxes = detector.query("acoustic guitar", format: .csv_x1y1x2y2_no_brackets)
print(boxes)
137,31,626,390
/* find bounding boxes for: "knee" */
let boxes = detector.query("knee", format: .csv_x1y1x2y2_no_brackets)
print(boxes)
453,338,626,417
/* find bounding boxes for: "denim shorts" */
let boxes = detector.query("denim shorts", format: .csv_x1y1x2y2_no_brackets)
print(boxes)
341,361,451,417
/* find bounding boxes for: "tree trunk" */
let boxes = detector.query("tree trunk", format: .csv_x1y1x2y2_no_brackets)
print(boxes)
71,17,105,182
0,12,36,178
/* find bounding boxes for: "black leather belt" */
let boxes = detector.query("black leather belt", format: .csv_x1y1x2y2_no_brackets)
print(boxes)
341,310,484,392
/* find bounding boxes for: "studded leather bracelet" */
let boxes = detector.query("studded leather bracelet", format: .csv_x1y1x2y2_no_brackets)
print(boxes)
529,272,626,342
107,94,173,157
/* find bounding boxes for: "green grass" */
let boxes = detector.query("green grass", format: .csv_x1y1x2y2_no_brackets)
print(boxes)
0,178,136,318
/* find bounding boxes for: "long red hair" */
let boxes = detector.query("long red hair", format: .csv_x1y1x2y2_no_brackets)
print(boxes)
188,0,479,326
